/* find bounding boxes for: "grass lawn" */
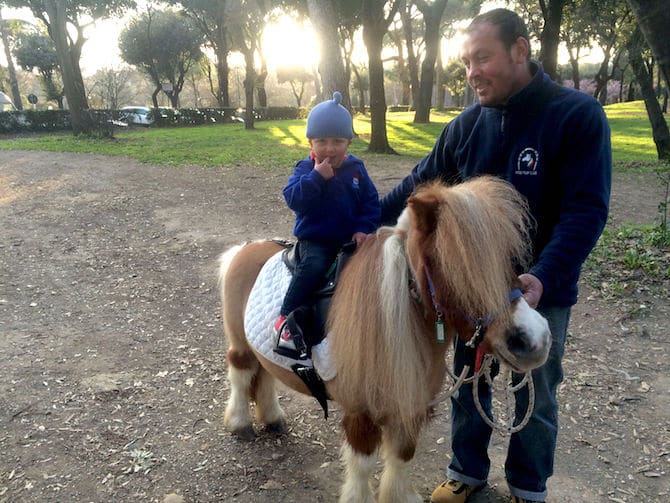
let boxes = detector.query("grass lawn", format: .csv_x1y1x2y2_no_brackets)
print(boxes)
0,100,663,170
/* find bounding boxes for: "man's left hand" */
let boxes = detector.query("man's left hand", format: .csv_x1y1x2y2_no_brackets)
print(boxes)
518,273,543,309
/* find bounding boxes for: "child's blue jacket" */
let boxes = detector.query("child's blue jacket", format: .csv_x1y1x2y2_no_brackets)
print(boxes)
284,154,381,245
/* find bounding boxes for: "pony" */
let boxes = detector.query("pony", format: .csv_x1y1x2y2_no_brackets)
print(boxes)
218,176,551,502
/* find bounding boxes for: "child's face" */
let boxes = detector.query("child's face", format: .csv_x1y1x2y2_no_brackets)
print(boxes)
309,137,352,169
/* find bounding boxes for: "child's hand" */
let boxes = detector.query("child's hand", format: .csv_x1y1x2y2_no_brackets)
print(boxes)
314,157,335,180
352,232,367,248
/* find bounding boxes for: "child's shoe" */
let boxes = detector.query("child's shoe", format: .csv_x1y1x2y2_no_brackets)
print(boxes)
273,314,308,359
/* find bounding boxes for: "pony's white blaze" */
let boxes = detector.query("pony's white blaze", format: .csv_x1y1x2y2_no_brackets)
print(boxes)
494,298,552,371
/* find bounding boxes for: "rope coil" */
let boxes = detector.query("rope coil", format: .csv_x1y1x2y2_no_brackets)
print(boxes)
431,353,535,435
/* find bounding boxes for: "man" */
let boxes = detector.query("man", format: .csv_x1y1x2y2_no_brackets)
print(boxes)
380,8,611,503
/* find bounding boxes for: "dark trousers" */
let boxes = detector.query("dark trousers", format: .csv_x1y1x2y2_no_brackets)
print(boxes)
280,240,340,316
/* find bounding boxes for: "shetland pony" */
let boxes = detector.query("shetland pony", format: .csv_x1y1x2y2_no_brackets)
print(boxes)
219,177,551,502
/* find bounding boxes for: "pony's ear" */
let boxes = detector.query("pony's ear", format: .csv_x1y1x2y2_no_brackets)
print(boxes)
407,188,440,237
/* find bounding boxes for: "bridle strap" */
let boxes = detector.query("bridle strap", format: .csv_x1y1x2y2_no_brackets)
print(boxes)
508,287,523,302
424,268,446,320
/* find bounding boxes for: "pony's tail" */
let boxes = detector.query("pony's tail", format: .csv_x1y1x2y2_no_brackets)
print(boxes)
218,245,243,308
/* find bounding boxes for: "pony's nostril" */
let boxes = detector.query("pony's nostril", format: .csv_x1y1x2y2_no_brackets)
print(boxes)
507,330,530,354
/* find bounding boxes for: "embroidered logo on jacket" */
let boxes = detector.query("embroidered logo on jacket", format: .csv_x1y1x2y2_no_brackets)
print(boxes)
516,148,539,175
352,172,360,189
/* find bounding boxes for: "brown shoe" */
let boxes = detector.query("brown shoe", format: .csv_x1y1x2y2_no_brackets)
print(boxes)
430,479,483,503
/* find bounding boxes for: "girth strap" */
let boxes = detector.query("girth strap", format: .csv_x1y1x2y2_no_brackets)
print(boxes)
290,363,330,419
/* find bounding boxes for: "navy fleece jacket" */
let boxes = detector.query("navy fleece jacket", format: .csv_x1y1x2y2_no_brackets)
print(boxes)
284,154,381,245
380,62,612,308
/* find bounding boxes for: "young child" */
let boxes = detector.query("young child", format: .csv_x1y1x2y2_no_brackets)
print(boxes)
275,91,381,359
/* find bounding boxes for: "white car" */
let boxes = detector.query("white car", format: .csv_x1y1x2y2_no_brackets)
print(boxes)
0,91,16,111
119,106,154,126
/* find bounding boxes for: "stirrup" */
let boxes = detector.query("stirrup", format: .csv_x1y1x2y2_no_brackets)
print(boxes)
273,317,309,360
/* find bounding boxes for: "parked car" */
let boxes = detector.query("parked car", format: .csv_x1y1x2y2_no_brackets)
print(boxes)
119,106,154,126
0,91,17,112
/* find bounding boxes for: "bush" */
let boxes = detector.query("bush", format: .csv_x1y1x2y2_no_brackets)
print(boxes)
387,105,412,112
0,106,307,134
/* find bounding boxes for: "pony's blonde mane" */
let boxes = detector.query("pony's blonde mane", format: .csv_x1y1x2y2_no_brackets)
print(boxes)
328,229,432,436
328,176,531,436
414,177,531,320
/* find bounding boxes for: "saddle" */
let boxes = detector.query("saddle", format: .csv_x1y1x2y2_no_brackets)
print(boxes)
278,239,357,353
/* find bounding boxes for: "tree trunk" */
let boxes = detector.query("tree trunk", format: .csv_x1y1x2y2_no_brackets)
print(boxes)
627,0,670,90
627,27,670,160
435,45,446,111
539,0,567,82
413,0,447,123
351,64,366,114
567,46,580,89
0,13,23,110
362,0,399,154
152,86,161,108
307,0,351,109
388,18,410,106
44,1,91,134
242,48,255,130
216,51,230,107
312,67,321,102
400,1,420,108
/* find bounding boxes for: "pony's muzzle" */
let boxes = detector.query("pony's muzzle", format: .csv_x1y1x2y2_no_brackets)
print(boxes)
496,299,552,372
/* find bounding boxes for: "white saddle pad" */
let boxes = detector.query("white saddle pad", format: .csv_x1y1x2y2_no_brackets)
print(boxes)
243,249,336,381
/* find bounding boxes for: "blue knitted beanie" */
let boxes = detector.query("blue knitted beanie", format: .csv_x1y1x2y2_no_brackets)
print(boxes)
305,91,353,139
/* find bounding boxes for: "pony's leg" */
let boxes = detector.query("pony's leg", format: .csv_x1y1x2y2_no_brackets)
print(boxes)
251,365,287,434
339,413,381,503
378,426,422,503
224,347,259,441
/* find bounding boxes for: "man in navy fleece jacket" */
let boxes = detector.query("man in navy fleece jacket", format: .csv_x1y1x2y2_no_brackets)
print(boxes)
381,9,611,503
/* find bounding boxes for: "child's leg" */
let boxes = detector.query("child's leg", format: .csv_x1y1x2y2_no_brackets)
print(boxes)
280,240,339,315
275,240,339,358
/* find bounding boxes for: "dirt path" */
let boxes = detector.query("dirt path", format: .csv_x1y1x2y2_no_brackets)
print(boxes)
0,151,668,502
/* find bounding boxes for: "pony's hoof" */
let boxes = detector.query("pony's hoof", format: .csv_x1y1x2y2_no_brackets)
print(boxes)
231,425,256,441
264,419,288,435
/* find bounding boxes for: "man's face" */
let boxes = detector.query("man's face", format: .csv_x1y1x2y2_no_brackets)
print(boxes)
460,22,529,107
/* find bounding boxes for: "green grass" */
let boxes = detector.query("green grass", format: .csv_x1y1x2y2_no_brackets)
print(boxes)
605,101,659,163
0,101,661,168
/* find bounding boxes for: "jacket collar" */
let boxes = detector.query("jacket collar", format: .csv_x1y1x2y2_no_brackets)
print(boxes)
503,60,559,114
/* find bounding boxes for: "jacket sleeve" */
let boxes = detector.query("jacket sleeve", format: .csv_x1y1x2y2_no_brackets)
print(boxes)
380,124,457,225
354,166,381,234
530,101,612,300
282,160,327,214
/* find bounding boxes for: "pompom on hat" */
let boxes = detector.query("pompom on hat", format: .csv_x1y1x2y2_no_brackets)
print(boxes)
305,91,354,139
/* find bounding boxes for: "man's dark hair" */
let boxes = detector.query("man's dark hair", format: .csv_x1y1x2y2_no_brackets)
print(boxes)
466,8,530,53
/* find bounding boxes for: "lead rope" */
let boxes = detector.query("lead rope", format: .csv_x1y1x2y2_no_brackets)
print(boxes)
431,354,535,434
472,355,535,434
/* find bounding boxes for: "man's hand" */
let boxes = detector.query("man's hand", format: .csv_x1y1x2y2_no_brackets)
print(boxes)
314,158,335,180
518,273,543,309
352,232,367,248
